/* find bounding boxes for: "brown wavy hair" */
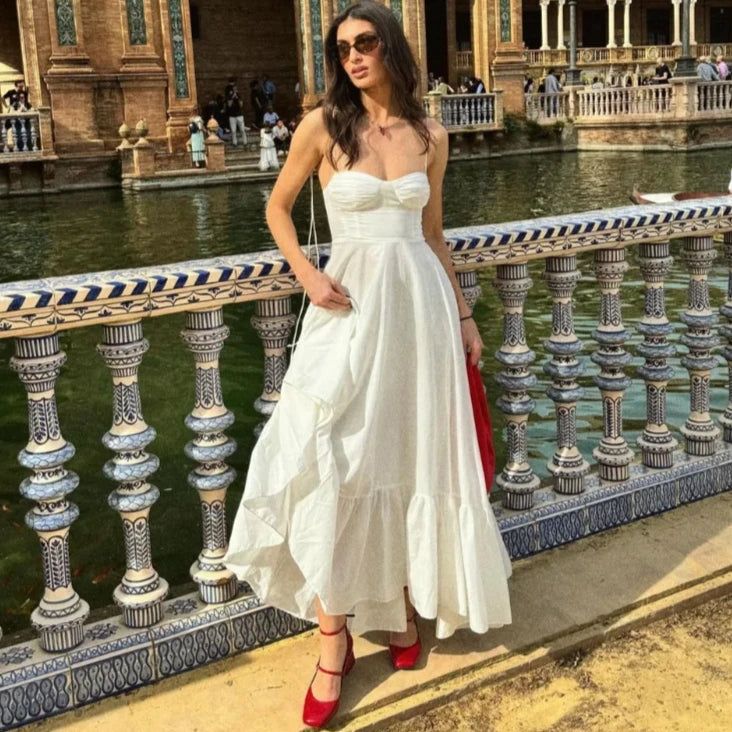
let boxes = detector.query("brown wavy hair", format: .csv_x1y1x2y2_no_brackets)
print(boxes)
318,0,430,170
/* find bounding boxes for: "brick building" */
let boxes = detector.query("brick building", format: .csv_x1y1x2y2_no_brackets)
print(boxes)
0,0,526,165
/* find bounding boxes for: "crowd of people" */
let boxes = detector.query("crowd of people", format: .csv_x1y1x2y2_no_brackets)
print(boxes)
2,79,35,152
524,54,732,96
425,72,487,95
189,74,299,170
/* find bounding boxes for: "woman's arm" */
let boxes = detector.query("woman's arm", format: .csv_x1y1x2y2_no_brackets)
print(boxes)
264,108,352,311
422,121,483,364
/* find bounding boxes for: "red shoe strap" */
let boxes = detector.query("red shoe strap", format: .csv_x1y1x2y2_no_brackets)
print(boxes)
319,620,347,636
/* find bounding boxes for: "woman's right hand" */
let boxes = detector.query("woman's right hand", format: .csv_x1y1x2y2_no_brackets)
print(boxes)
301,268,352,311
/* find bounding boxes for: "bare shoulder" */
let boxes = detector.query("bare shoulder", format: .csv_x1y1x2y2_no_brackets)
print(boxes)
422,117,448,165
294,107,329,148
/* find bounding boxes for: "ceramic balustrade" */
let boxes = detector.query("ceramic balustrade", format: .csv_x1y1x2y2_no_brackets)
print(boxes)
3,198,732,650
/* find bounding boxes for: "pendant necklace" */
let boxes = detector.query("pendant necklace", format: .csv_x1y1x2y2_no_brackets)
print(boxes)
372,116,402,136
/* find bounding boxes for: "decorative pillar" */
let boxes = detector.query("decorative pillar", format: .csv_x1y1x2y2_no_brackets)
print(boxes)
556,0,566,50
494,263,539,509
297,0,326,112
566,0,581,85
690,0,697,46
9,334,90,652
543,256,589,494
680,236,719,456
159,0,198,150
676,0,695,76
457,269,481,312
446,0,458,88
250,297,298,435
97,321,169,627
181,308,238,604
488,0,529,115
46,0,90,69
606,0,617,49
622,0,632,48
637,242,678,468
719,233,732,442
540,0,551,50
591,248,634,481
672,0,682,46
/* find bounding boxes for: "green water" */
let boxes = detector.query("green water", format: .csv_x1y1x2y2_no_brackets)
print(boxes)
1,151,730,637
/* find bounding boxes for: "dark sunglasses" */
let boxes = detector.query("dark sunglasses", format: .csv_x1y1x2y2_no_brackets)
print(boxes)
336,33,381,61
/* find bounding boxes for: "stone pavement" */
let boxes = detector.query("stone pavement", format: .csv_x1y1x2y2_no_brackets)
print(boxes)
28,492,732,732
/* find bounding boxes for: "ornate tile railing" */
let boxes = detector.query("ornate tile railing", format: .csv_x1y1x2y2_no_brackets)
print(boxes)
2,196,732,728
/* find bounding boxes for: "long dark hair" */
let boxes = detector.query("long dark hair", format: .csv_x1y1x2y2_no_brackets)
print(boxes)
319,0,430,169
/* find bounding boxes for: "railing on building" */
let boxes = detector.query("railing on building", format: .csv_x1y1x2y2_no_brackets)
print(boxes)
525,91,570,122
696,80,732,115
2,197,732,665
0,112,42,156
576,85,674,118
455,50,472,69
422,92,503,132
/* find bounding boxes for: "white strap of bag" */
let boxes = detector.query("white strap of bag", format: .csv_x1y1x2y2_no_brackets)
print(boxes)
287,171,320,353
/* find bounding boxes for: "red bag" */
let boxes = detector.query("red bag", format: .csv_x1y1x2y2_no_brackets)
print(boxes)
466,354,496,494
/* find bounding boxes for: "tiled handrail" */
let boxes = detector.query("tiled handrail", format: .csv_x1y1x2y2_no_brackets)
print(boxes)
525,91,569,121
2,197,732,339
439,93,497,128
3,198,732,725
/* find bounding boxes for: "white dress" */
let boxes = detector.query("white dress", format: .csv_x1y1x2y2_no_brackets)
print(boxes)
258,129,279,171
223,155,513,640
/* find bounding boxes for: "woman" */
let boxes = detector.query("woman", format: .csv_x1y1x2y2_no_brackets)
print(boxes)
222,1,512,727
258,122,279,171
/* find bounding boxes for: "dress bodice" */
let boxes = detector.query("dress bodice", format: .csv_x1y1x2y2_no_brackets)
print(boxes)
323,170,430,242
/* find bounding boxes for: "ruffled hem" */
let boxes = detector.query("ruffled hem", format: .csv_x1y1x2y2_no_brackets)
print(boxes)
222,375,513,640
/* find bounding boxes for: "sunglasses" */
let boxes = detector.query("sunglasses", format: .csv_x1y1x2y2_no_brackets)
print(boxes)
336,33,381,61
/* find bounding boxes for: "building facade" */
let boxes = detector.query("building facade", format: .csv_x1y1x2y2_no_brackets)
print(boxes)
1,0,730,165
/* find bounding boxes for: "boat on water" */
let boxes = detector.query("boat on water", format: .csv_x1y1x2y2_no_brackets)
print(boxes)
630,171,732,204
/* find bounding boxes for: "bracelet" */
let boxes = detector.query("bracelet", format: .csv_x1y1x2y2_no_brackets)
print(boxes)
459,314,473,322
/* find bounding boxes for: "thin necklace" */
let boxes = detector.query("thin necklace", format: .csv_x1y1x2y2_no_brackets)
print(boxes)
369,115,402,136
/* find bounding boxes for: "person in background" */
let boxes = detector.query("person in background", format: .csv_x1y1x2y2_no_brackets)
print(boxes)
430,76,454,94
716,55,730,81
2,79,30,111
524,74,534,94
696,55,719,81
470,75,486,94
591,76,604,89
258,122,279,171
263,103,280,127
250,79,268,128
226,83,247,146
187,115,206,168
653,61,673,84
427,71,436,90
262,74,277,105
272,118,291,155
544,68,562,117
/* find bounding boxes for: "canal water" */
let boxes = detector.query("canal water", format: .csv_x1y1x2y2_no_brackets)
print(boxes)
1,151,730,636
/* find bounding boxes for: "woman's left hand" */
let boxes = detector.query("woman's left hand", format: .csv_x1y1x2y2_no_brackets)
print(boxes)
461,317,483,366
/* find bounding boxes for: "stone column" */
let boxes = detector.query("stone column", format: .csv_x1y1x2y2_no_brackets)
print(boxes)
297,0,327,112
489,0,529,115
44,0,104,153
97,321,169,627
672,0,682,46
606,0,617,49
637,242,678,468
566,0,581,85
591,248,634,481
446,0,458,88
181,308,238,604
556,0,566,50
543,256,589,494
680,236,719,456
118,1,168,144
540,0,551,50
15,0,45,108
690,0,697,46
250,297,298,435
494,263,539,509
622,0,632,48
159,0,198,151
9,334,90,652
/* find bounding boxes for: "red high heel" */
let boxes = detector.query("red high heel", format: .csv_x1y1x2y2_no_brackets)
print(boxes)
388,610,421,670
302,619,355,728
